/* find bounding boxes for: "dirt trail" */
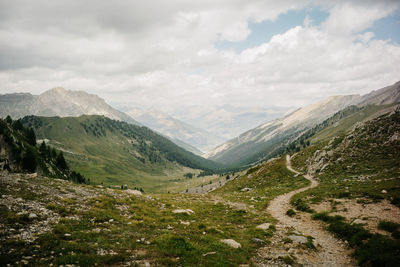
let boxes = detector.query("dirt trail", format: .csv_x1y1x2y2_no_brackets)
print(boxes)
262,155,355,266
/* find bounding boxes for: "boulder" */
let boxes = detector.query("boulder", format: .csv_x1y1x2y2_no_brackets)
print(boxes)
172,209,194,215
28,213,38,219
251,238,265,245
220,239,241,248
256,223,271,230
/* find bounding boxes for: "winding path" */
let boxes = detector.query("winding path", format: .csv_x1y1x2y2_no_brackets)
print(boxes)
265,155,355,266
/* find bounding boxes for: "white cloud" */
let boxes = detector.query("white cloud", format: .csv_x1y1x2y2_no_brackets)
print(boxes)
0,0,399,116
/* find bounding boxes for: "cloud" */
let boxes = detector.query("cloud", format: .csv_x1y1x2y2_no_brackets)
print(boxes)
0,0,399,114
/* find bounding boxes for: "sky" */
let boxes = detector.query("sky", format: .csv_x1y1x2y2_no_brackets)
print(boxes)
0,0,400,115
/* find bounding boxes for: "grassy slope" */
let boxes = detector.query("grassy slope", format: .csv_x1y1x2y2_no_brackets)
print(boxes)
0,158,309,266
213,157,310,211
21,115,221,192
291,109,400,205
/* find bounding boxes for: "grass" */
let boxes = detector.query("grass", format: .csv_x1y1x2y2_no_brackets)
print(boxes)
213,157,310,211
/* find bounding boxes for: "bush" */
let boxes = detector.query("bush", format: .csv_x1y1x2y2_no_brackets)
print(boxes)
378,221,400,233
355,234,400,266
286,209,296,217
155,235,194,256
327,221,371,247
312,212,344,223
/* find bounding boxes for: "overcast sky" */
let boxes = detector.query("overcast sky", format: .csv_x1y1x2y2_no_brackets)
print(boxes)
0,0,399,113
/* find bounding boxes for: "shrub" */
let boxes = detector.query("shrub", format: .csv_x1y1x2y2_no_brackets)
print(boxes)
286,209,296,217
355,234,400,266
378,221,400,233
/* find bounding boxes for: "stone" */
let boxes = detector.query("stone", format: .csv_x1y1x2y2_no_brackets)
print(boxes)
251,238,265,245
172,209,194,215
381,190,387,194
28,213,38,219
125,189,142,195
220,239,241,248
287,235,307,244
256,223,271,230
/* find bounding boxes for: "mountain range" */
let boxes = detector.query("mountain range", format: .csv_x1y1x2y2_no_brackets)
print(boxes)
206,81,400,167
127,108,224,153
0,87,140,125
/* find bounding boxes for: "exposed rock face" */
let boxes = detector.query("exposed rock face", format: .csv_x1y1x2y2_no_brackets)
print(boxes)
0,87,139,125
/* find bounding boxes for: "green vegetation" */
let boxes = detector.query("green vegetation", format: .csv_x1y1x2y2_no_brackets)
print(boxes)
378,221,400,233
312,212,400,266
213,157,310,210
286,209,296,217
21,115,223,192
291,109,400,206
0,116,87,183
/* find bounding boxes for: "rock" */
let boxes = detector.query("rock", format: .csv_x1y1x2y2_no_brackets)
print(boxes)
172,209,194,215
125,189,142,195
251,238,265,245
64,233,71,237
352,219,365,225
381,190,387,194
256,223,271,230
202,251,216,256
241,187,252,192
28,213,38,219
220,239,241,248
180,220,190,225
287,235,307,244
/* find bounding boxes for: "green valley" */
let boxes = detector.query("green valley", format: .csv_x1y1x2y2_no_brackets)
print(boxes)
20,115,223,192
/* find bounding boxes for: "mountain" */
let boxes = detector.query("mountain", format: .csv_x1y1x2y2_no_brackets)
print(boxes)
127,108,224,152
0,87,139,125
168,105,291,140
20,115,222,192
206,81,400,167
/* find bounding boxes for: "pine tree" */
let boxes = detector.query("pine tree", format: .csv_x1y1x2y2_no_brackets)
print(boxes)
25,128,36,146
22,147,37,173
56,151,68,170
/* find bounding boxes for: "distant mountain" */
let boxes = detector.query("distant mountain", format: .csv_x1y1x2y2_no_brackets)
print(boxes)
206,81,400,167
127,108,224,152
169,105,291,140
21,115,223,191
0,87,139,125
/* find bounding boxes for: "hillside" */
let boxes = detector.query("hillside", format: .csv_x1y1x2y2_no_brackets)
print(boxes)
20,115,222,192
127,108,224,152
0,87,139,125
207,81,400,168
0,116,87,183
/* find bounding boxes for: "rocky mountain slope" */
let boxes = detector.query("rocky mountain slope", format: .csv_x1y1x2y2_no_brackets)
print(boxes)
207,81,400,167
127,108,224,153
0,87,139,125
21,115,222,191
